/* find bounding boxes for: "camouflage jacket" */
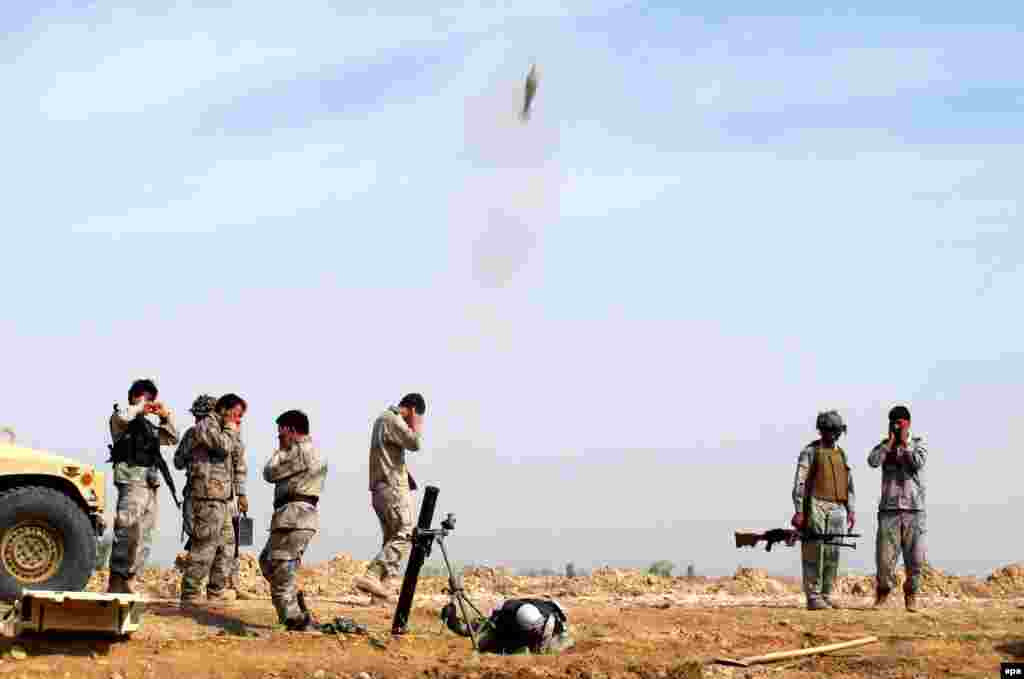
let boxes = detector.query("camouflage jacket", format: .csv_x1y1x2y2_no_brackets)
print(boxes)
108,402,179,486
265,435,326,531
791,440,856,514
173,417,247,501
368,407,421,491
867,433,927,511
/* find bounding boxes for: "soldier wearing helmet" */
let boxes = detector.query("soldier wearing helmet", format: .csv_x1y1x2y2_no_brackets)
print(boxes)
442,597,574,654
790,410,856,610
174,393,249,604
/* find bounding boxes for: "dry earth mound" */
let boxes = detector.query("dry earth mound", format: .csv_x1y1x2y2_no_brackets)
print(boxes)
83,554,1024,602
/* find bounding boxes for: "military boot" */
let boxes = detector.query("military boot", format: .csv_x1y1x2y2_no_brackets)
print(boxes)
872,588,890,608
806,596,830,610
822,595,841,609
353,574,393,601
284,612,317,632
107,573,134,594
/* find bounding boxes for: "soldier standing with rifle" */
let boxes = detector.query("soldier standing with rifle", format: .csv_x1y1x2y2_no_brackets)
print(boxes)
107,379,180,594
790,410,856,610
176,393,248,605
868,405,927,612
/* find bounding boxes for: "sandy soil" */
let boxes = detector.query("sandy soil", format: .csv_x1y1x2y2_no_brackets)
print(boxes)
1,558,1022,678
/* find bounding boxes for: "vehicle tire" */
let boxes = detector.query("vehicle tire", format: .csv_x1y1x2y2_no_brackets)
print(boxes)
0,486,96,601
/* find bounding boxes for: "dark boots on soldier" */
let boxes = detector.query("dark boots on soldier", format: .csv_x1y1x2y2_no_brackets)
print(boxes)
872,587,890,608
284,612,315,632
107,573,134,594
806,596,829,610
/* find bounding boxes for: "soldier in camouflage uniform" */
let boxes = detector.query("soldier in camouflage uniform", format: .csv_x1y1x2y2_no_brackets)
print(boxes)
867,405,927,612
790,410,856,610
174,394,217,538
174,393,248,604
353,393,425,603
107,379,179,594
259,409,326,630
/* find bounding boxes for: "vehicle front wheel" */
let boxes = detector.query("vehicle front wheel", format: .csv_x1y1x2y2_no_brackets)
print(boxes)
0,486,96,600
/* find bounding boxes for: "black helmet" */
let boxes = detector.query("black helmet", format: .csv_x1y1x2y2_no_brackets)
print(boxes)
816,410,846,435
189,394,217,417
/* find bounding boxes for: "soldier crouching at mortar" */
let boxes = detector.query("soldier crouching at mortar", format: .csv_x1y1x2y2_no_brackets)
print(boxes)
259,409,326,631
790,410,856,610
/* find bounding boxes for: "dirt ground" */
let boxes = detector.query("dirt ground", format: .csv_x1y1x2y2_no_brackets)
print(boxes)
2,558,1023,678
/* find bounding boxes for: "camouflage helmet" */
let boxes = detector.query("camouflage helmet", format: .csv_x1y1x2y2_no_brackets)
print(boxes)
189,394,218,417
815,410,846,435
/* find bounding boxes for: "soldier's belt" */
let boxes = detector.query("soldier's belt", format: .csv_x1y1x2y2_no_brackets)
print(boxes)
811,494,848,503
273,494,319,510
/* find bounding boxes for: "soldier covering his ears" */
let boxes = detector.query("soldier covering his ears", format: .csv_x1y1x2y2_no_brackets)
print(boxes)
354,393,425,602
175,393,248,604
259,409,326,630
868,404,927,612
107,379,179,594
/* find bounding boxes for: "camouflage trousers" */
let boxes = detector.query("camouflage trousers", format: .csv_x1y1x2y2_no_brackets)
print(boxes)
876,510,927,594
259,528,315,623
801,498,847,601
110,483,158,579
181,499,234,599
368,484,413,580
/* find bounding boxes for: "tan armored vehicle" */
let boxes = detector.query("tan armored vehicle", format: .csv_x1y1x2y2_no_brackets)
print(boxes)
0,443,106,600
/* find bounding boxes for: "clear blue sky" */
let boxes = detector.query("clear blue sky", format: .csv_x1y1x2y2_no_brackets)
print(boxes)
2,2,1021,576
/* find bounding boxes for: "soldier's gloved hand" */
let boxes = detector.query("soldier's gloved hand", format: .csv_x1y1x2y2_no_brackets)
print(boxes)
790,512,804,530
237,495,248,514
847,512,856,531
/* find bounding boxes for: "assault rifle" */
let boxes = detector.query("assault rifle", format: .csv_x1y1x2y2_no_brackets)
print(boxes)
735,528,861,552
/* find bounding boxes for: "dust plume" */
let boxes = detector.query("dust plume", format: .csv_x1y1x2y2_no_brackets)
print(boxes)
454,69,561,289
